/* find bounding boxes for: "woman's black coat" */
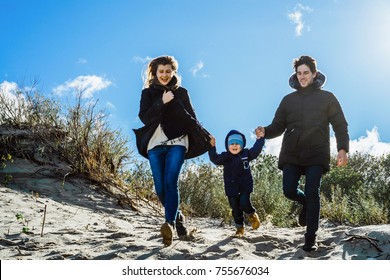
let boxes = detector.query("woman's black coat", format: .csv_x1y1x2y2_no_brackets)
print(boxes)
133,82,211,159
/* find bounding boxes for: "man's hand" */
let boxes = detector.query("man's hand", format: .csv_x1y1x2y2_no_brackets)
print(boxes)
255,126,265,138
337,149,348,166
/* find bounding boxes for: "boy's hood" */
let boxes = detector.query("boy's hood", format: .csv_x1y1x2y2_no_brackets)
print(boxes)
224,129,246,151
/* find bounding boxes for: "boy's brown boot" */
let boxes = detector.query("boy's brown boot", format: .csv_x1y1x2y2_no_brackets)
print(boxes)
248,212,261,229
160,222,174,246
235,227,245,237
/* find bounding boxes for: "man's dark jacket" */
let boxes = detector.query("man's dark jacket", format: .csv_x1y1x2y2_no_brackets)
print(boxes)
264,71,349,173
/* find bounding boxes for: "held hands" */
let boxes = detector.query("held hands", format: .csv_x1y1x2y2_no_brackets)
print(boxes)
255,126,265,138
162,91,174,104
337,149,348,167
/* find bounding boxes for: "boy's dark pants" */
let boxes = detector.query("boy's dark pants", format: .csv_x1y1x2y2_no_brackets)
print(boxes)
228,192,256,228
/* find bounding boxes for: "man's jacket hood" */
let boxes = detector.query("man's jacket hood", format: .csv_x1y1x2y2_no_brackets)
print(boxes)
288,71,326,91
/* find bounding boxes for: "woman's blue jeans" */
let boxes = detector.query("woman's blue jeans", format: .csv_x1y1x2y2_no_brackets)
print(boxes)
148,145,186,224
282,164,323,237
227,192,256,228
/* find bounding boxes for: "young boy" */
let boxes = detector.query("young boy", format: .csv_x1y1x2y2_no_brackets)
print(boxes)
208,128,265,236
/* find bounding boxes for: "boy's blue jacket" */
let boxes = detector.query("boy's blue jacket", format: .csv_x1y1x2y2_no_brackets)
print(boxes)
208,129,265,196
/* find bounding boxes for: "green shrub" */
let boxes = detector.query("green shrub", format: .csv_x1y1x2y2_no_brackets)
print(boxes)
322,153,390,224
124,159,157,202
179,159,231,220
321,185,388,225
250,155,293,227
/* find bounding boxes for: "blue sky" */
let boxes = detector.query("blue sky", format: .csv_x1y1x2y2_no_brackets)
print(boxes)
1,0,390,161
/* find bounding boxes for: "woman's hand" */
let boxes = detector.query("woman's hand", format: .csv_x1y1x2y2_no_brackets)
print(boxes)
162,91,174,104
210,136,216,147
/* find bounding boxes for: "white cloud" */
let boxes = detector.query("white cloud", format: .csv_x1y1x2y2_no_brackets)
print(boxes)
133,56,152,64
0,81,24,108
106,101,116,110
334,127,390,156
0,81,18,96
263,136,283,157
287,4,313,37
191,61,204,77
77,58,88,64
53,75,112,99
190,61,210,78
0,81,27,122
264,127,390,157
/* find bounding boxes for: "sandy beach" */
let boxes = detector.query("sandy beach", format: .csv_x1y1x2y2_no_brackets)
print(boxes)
1,170,389,260
0,125,389,261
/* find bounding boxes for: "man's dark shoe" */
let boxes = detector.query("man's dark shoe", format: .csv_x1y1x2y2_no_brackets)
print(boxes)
175,212,188,237
298,205,307,227
302,235,318,252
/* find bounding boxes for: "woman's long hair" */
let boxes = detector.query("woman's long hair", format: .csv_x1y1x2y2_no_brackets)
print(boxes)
142,55,181,89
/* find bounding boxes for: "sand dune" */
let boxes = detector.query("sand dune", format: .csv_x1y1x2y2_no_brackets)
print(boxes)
1,176,389,260
1,125,389,262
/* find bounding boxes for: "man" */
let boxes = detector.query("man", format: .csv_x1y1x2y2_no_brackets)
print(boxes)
258,55,349,251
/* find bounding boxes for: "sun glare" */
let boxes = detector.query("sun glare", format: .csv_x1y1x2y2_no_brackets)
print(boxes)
365,4,390,59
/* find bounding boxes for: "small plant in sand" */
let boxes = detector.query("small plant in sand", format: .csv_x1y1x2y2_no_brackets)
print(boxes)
1,153,13,169
0,154,13,186
15,213,32,234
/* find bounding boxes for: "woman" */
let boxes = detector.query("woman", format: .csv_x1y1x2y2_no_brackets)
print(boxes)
133,55,211,246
